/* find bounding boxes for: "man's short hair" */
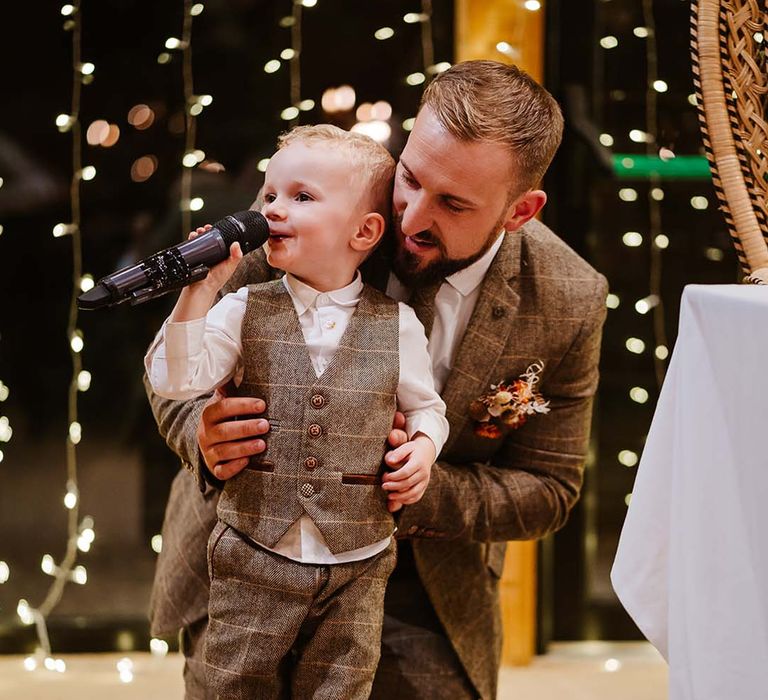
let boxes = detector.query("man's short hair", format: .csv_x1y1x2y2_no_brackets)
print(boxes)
421,60,564,194
277,124,396,221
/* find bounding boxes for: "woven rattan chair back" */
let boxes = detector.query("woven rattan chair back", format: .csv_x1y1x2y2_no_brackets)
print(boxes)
691,0,768,282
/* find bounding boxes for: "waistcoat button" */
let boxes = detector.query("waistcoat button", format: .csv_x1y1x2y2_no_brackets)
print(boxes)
304,456,318,470
310,394,326,408
308,423,322,438
300,483,315,498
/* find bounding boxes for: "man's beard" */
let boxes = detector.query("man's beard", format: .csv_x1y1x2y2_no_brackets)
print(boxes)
391,214,505,287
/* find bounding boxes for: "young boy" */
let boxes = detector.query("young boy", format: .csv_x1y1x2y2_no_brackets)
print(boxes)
145,125,448,699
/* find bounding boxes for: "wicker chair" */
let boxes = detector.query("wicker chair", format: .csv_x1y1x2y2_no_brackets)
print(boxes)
691,0,768,282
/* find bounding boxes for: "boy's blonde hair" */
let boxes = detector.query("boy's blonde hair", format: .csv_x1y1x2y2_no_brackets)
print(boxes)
421,60,564,194
277,124,396,221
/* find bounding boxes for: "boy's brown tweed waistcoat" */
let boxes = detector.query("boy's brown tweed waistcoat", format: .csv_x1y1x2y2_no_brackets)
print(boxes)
217,279,400,554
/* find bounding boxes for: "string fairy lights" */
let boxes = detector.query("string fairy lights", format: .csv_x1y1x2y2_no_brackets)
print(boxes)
17,0,96,673
402,1,452,132
641,0,669,389
262,0,312,125
15,4,179,678
349,2,445,142
180,0,202,236
256,0,311,171
287,0,304,128
0,128,8,566
598,2,726,509
159,2,215,233
602,2,672,479
418,0,434,84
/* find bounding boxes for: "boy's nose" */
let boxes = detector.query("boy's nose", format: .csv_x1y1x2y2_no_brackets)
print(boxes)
263,201,286,221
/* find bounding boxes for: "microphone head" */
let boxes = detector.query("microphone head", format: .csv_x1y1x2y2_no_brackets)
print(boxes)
215,210,270,253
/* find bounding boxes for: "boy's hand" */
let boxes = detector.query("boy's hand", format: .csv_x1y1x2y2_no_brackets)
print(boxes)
169,225,243,323
381,434,436,513
187,224,243,295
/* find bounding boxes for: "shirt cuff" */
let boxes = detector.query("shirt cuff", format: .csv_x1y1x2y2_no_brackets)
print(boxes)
406,412,449,457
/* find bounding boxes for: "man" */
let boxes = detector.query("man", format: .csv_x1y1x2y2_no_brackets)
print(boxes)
146,60,608,699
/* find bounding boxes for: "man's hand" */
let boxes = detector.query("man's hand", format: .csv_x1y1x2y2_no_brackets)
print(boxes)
198,384,270,480
382,434,436,513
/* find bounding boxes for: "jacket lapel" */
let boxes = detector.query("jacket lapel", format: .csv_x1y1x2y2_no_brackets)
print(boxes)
440,231,522,454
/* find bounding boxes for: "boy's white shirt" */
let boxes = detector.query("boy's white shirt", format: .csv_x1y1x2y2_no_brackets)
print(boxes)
146,270,448,564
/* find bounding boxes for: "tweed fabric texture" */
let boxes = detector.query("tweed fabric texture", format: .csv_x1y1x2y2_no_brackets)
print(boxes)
408,280,442,337
176,594,478,700
149,469,218,637
215,279,400,554
204,521,397,699
370,557,478,700
398,219,608,698
147,218,609,700
180,618,215,699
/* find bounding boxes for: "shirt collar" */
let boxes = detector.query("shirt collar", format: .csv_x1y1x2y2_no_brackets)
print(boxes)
282,271,363,315
444,230,505,297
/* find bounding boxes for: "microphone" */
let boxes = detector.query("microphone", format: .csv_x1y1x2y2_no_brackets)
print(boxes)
77,210,269,310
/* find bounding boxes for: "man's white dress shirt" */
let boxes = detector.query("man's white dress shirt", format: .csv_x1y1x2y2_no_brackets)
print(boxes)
387,232,505,393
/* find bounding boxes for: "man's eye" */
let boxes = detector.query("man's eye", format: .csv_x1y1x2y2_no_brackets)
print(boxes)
445,201,466,213
400,171,417,187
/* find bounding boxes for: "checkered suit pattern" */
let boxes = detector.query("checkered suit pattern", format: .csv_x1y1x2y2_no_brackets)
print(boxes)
204,522,396,699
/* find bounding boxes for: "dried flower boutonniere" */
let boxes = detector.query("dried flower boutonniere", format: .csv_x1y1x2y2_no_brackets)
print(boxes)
469,361,550,439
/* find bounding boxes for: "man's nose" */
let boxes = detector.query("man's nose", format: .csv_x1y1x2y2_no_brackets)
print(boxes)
400,191,433,236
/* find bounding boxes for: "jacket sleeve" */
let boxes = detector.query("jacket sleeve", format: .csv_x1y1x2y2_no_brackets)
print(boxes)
397,274,608,543
143,248,276,492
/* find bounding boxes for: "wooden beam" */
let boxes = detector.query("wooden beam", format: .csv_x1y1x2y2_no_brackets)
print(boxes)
456,0,544,80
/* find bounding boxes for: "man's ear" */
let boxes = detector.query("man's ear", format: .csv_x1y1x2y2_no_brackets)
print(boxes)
502,189,547,233
350,212,386,253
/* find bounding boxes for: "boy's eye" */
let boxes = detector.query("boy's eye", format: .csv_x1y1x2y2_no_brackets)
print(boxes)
400,171,417,187
296,192,313,202
263,193,276,203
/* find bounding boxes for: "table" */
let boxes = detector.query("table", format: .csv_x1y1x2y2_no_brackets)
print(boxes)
611,284,768,700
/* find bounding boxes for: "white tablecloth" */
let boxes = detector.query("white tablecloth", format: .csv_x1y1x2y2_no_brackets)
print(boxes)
611,284,768,700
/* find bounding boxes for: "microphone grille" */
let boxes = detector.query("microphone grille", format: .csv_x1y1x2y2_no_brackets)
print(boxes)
215,210,270,252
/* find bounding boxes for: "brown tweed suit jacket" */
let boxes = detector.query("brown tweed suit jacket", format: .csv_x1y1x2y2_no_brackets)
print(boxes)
146,218,608,700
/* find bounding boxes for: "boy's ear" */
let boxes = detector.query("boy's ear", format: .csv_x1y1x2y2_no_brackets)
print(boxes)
350,212,386,253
